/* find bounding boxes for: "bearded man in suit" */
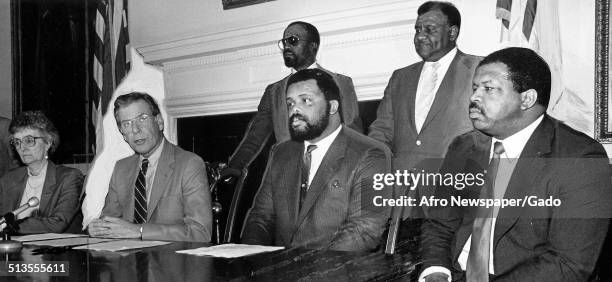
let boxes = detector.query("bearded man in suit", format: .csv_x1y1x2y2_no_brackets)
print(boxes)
420,47,612,281
220,21,362,180
88,92,212,242
242,69,391,251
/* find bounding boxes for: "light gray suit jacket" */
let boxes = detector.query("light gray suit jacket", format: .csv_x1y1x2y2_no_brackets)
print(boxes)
102,139,212,242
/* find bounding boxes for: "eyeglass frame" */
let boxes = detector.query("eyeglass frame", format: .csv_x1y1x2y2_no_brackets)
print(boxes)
118,113,156,133
277,35,305,50
9,135,47,149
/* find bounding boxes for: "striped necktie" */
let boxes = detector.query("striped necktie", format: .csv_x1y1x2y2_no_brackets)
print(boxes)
415,62,440,133
299,145,317,211
467,141,505,281
134,158,149,224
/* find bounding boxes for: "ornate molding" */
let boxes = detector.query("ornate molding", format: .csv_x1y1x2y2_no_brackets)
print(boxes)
138,0,420,66
165,72,390,118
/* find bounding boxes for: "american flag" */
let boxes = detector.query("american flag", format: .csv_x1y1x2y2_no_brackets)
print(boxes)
92,0,131,153
495,0,591,135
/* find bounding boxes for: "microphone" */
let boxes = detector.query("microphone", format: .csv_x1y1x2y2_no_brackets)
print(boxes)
0,197,39,225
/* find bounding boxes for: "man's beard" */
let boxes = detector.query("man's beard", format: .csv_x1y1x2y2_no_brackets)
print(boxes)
289,103,330,142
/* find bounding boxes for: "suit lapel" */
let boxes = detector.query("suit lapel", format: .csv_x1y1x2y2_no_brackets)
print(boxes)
6,168,28,211
122,155,140,221
147,140,175,220
493,117,553,246
295,129,346,227
454,132,491,258
284,142,303,225
406,63,424,136
274,76,291,141
38,161,58,215
421,52,468,131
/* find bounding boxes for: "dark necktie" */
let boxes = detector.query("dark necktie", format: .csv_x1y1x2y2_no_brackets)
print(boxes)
299,145,317,211
134,158,149,224
467,141,505,282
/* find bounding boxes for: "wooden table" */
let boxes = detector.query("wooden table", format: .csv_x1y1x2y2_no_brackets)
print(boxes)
0,238,420,281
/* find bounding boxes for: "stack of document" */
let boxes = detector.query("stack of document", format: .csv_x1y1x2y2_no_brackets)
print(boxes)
74,240,170,251
176,244,284,258
13,233,171,252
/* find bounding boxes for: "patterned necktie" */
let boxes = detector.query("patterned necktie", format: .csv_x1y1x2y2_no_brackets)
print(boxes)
134,158,149,224
415,62,440,133
299,145,318,211
467,142,505,282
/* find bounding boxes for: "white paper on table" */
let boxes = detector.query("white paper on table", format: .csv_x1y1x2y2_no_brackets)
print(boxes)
73,240,171,251
26,237,117,247
13,233,88,242
176,244,284,258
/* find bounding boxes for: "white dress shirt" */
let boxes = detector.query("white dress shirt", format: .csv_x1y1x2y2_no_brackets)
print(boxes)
303,125,342,187
139,139,165,202
18,160,49,219
414,47,457,133
291,62,320,74
420,115,544,281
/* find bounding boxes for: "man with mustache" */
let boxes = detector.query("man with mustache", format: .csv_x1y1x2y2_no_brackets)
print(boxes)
368,1,481,228
220,21,362,181
242,69,391,251
420,47,612,281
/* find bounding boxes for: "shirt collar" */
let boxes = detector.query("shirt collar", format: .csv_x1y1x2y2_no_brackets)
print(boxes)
304,124,342,153
492,115,544,159
140,138,165,167
27,160,48,178
291,61,319,74
424,47,457,68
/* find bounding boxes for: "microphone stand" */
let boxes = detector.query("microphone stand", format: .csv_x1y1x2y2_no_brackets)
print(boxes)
0,225,22,253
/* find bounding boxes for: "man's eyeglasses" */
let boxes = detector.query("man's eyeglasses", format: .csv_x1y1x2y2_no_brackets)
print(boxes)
10,136,46,149
277,35,302,50
119,113,154,133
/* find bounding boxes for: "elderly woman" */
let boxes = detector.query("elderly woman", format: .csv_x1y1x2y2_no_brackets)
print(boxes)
0,111,83,234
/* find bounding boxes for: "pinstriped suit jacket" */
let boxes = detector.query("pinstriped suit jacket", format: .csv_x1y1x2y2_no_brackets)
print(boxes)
242,126,392,251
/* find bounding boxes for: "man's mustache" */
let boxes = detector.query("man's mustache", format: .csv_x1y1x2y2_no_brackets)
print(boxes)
290,114,306,122
469,102,483,112
283,50,295,57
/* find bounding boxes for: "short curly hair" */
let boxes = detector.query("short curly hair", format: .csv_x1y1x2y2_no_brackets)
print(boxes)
9,111,60,154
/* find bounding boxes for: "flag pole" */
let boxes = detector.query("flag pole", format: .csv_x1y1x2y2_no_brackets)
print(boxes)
84,0,91,164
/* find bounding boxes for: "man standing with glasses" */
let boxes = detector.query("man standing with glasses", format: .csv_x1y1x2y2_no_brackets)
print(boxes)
88,92,212,242
220,21,362,180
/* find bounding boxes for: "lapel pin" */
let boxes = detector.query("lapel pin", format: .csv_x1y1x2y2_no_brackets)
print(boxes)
332,180,341,189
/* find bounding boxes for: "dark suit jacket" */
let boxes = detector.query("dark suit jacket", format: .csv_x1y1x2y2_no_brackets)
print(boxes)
0,161,83,234
102,139,212,242
421,116,612,281
0,117,19,177
369,50,481,178
228,68,363,171
242,126,392,251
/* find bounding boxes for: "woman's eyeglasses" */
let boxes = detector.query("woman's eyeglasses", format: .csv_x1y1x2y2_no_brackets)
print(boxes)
10,135,46,148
